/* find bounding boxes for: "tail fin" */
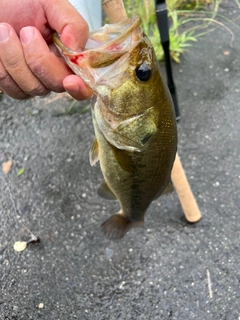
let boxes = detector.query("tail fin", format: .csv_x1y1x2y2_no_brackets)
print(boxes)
101,214,144,240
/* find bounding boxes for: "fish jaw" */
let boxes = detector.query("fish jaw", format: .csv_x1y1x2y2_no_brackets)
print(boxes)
52,15,142,92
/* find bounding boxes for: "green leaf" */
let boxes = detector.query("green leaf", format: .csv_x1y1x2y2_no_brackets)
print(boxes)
17,168,25,176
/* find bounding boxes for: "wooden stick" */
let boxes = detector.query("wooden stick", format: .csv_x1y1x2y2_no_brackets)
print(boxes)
103,0,202,223
103,0,127,23
171,153,201,222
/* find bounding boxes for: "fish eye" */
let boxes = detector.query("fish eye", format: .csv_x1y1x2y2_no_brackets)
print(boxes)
136,63,152,82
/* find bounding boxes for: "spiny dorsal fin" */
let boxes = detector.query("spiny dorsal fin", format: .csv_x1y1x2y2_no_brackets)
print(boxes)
89,137,99,166
97,181,117,200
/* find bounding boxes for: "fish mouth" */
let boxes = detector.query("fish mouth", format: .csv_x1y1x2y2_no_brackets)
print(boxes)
53,15,142,90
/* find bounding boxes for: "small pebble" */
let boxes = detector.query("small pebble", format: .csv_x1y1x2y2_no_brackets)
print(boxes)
105,248,114,260
31,109,39,115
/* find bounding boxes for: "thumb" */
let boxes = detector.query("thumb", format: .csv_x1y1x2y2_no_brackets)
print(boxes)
43,0,89,50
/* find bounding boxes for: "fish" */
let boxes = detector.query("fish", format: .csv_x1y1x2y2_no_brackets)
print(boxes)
53,15,177,239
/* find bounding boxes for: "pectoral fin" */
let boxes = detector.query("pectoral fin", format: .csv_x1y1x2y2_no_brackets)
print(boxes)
110,145,135,173
98,181,117,200
89,137,99,166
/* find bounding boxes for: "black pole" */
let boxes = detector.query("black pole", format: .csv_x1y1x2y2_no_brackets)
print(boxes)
155,0,180,120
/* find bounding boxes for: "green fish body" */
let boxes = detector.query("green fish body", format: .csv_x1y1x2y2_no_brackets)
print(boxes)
53,15,177,239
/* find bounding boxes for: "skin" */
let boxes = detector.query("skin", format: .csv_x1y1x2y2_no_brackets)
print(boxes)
0,0,92,100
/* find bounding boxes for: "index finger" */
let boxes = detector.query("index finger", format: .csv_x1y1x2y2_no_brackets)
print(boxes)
41,0,89,50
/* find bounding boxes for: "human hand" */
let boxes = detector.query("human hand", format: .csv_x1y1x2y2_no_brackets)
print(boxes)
0,0,92,100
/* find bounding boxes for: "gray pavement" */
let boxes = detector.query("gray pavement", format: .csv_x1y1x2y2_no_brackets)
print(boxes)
0,2,240,319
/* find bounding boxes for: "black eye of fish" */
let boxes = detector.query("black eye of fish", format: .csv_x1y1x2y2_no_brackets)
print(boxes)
136,63,152,82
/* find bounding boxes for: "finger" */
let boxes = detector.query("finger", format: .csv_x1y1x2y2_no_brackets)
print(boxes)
63,75,93,101
0,58,30,99
41,0,89,50
0,23,49,97
20,26,73,93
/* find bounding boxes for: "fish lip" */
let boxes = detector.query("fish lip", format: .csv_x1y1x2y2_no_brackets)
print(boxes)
85,14,141,52
53,15,141,54
53,15,143,91
52,33,80,54
53,15,142,68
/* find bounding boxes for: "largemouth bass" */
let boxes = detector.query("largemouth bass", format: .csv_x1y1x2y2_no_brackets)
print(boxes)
53,15,177,239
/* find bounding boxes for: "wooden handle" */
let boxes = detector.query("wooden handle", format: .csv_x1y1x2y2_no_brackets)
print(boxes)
103,0,202,223
103,0,127,23
171,153,201,222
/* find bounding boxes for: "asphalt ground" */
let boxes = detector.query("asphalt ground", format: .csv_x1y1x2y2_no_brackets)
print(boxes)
0,2,240,319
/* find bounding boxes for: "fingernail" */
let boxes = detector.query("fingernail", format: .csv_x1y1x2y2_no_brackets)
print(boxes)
0,24,10,42
65,82,80,93
20,27,35,44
